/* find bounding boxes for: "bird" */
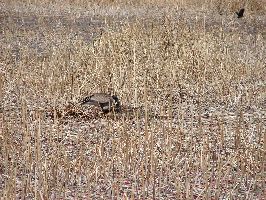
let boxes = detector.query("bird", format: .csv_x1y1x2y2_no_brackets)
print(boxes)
236,8,245,18
81,93,121,113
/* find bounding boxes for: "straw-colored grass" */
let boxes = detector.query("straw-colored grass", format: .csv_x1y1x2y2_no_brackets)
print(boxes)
0,0,265,199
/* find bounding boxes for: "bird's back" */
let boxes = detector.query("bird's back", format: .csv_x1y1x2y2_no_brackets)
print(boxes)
89,93,114,104
81,93,120,113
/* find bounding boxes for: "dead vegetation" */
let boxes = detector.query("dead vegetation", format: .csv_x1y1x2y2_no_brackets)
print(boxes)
0,0,265,199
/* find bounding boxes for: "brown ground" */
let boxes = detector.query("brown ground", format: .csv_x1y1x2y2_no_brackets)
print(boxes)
0,0,265,199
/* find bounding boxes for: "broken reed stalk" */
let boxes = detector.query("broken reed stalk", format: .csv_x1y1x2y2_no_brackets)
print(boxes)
0,73,3,111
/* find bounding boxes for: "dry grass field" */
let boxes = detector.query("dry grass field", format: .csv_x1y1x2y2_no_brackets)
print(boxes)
0,0,265,199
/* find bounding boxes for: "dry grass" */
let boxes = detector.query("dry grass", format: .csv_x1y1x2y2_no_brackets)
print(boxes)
0,0,265,199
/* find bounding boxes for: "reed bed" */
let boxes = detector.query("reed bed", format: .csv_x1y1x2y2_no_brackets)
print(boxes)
0,0,265,199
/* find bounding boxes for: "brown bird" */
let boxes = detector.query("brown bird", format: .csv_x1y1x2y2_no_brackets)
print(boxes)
236,8,245,18
81,93,121,113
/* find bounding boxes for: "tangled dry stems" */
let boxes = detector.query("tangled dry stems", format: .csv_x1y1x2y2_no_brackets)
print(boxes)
0,0,265,199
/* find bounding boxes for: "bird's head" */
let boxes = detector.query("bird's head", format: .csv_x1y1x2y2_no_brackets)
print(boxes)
80,96,90,105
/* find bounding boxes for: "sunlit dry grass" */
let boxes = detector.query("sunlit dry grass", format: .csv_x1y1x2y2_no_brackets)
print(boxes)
0,0,265,199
